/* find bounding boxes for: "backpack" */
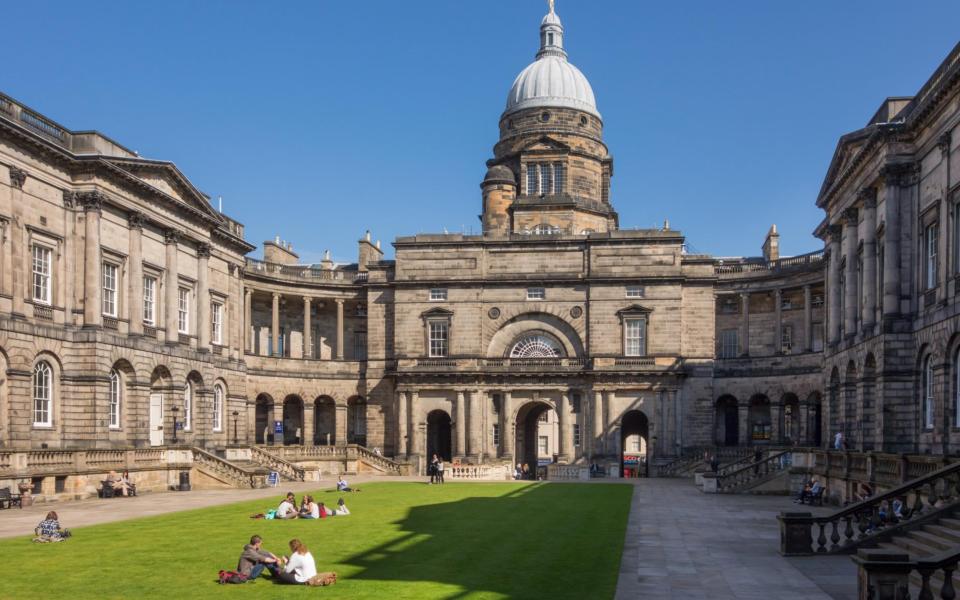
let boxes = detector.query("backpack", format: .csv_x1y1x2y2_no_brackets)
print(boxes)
218,570,248,584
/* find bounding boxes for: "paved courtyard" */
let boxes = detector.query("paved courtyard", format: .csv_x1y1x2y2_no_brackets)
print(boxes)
615,478,856,600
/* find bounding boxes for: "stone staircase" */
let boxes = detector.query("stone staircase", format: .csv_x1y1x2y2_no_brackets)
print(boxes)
192,447,267,488
875,513,960,596
712,451,791,493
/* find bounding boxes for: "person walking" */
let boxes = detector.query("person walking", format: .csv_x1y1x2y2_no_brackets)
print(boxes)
834,431,844,450
429,454,439,484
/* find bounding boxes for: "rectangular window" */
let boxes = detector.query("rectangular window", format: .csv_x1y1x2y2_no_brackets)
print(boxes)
540,163,553,195
781,325,793,354
624,318,646,356
630,436,641,452
32,245,52,304
429,288,447,301
925,223,939,290
553,163,565,194
626,285,645,298
527,287,545,300
177,287,189,334
143,276,156,324
538,411,549,423
718,329,738,358
526,164,538,195
211,301,223,345
538,435,549,456
812,324,824,352
573,423,581,447
428,320,448,357
102,263,118,317
492,423,500,447
354,332,367,360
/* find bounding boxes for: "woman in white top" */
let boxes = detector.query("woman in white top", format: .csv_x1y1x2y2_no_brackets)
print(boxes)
299,495,321,519
277,538,318,584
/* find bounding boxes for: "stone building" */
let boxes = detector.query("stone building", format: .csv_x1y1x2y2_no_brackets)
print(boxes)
0,4,958,494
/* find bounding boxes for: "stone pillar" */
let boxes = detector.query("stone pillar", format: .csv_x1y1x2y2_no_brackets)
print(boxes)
397,391,408,457
827,224,842,345
243,288,252,354
803,285,813,351
861,190,877,334
843,207,858,338
335,299,345,359
774,288,783,354
8,168,26,319
738,402,750,446
127,212,144,336
302,403,314,446
303,297,312,359
335,403,348,447
881,166,902,318
196,243,210,351
501,391,514,459
409,391,421,455
604,391,614,456
771,403,782,445
271,292,280,356
270,402,282,446
592,390,604,458
798,403,810,446
468,390,482,460
559,391,572,463
454,390,466,459
82,192,103,328
164,229,180,342
740,292,750,356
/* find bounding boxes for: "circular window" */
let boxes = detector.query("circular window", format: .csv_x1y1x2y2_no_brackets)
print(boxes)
540,111,551,122
570,306,583,319
579,116,588,126
509,333,564,358
488,307,501,320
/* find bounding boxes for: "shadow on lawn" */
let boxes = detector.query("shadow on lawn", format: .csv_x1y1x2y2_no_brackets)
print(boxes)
340,482,626,599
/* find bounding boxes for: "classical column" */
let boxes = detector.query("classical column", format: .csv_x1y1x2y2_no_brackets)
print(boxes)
8,168,26,319
558,391,572,463
397,390,408,457
82,192,103,328
303,297,312,359
592,390,604,458
454,390,466,459
501,391,514,459
196,243,210,351
860,190,878,334
774,289,783,354
827,224,842,345
302,403,314,446
270,401,283,446
740,292,750,356
335,299,345,359
803,285,813,351
604,391,614,455
738,402,750,446
127,212,144,336
843,207,858,338
881,165,902,318
770,403,782,445
271,292,280,356
164,229,180,342
335,403,348,446
243,288,252,354
409,391,421,455
468,390,482,460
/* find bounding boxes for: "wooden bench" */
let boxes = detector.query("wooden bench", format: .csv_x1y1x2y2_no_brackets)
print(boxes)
99,481,137,498
0,487,22,509
800,487,826,506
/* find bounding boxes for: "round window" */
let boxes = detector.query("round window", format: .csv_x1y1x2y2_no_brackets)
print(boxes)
540,111,551,122
579,116,588,126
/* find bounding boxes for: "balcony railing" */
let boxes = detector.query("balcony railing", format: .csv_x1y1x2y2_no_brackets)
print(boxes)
715,250,824,279
245,258,363,284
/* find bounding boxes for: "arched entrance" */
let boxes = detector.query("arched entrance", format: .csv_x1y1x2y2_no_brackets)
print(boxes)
282,395,304,445
620,410,649,478
515,401,558,478
748,395,771,445
426,410,452,462
347,396,367,446
255,394,273,444
149,366,173,447
314,396,336,445
715,395,739,446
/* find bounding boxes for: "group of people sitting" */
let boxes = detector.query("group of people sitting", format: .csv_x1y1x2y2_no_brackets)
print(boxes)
237,535,335,586
793,478,825,504
275,492,350,520
513,462,533,480
103,470,136,497
33,511,70,543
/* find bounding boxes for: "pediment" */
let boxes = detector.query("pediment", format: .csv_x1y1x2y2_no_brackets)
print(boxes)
520,136,571,153
421,307,454,320
616,304,653,317
103,157,223,223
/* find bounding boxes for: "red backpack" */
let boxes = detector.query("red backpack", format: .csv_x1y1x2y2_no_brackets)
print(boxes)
218,570,249,584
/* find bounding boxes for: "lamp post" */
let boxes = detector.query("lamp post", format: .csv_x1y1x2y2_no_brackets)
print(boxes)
232,411,239,445
172,406,179,445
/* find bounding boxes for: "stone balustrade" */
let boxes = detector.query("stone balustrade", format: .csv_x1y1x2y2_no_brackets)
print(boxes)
250,446,305,481
854,547,960,600
546,464,589,480
713,451,790,493
447,464,511,481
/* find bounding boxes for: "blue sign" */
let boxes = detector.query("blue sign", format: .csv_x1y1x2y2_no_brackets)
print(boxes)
267,472,280,487
273,420,283,434
175,421,183,431
537,457,552,467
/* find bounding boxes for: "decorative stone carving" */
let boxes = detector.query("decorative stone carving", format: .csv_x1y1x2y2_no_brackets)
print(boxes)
196,242,212,258
487,307,501,320
61,190,76,208
570,306,583,319
842,207,859,225
8,167,26,189
827,224,844,241
127,211,146,230
164,229,181,245
78,191,103,213
858,187,877,208
939,132,952,154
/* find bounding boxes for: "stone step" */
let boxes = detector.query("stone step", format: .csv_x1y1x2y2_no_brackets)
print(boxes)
939,517,960,532
910,528,958,552
883,536,941,558
923,524,960,544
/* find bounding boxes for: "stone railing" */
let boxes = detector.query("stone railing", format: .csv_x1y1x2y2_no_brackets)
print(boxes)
854,547,960,600
258,445,343,460
779,460,960,556
714,250,824,279
808,450,952,490
547,464,589,481
717,451,772,476
352,445,402,475
714,451,790,493
191,447,262,488
244,258,361,284
250,446,305,481
447,464,511,481
658,446,755,478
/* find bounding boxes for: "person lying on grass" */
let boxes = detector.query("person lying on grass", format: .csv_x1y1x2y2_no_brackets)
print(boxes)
237,535,282,580
334,497,350,516
276,492,298,519
33,511,70,542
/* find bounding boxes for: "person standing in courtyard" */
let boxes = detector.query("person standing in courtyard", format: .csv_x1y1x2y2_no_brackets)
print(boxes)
436,457,445,484
429,454,439,484
237,535,282,580
834,431,844,450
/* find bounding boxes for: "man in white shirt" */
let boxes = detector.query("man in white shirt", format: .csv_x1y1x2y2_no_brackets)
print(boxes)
276,492,298,519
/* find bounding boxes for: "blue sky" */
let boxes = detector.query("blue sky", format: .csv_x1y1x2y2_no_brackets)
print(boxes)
3,1,958,262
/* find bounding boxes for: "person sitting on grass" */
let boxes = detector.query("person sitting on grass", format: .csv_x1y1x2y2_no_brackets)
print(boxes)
316,502,329,519
337,475,358,492
276,539,318,585
33,511,69,542
238,535,282,580
299,496,320,520
276,492,298,519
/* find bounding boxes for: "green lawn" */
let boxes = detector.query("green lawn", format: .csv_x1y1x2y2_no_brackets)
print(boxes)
1,482,633,599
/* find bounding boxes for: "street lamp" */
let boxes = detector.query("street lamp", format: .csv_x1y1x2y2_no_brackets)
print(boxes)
232,411,239,445
172,406,179,445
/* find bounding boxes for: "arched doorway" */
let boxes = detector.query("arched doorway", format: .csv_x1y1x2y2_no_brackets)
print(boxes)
314,396,336,445
715,395,739,446
426,410,452,462
748,395,771,445
149,366,173,447
515,401,558,478
782,393,800,445
255,394,273,444
282,395,304,445
347,396,367,446
620,410,649,478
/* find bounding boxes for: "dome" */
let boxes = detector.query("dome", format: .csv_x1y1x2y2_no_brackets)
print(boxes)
484,164,516,184
503,3,600,119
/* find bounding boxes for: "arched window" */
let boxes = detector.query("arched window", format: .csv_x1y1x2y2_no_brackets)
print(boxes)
109,369,121,429
183,381,193,431
33,361,53,427
509,333,564,358
923,356,935,430
213,383,224,432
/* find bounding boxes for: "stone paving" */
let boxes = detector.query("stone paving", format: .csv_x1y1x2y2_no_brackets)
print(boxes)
615,478,857,600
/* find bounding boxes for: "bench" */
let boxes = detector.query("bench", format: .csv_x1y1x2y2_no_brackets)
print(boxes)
99,481,137,498
0,487,22,509
800,487,826,506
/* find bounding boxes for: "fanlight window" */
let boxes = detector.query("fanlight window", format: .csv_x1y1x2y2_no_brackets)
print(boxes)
509,334,564,358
